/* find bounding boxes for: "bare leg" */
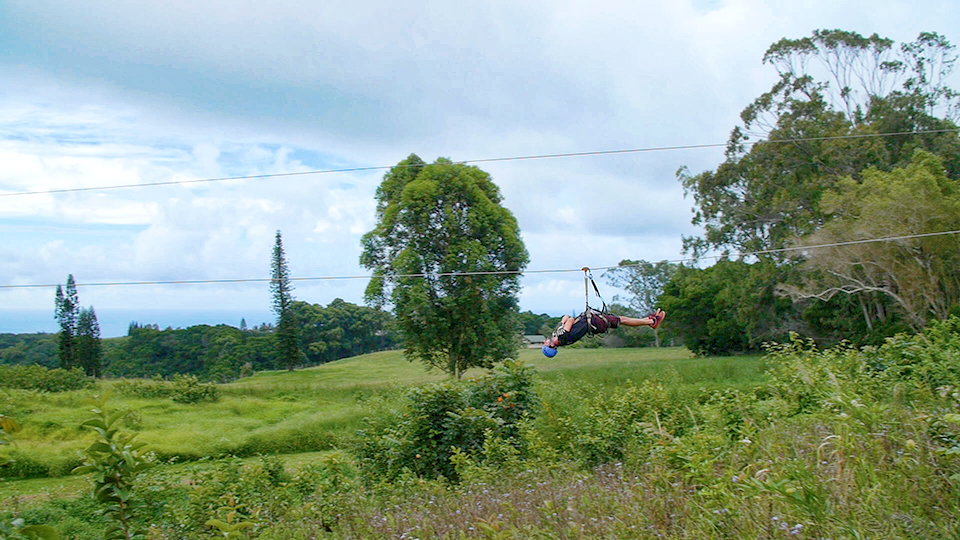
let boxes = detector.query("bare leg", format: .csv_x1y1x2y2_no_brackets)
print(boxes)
618,315,655,327
618,309,665,327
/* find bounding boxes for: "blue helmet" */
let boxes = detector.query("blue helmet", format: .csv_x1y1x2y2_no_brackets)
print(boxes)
541,344,558,358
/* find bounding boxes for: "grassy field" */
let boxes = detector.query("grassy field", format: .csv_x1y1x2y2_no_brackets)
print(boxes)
1,347,763,498
4,332,960,539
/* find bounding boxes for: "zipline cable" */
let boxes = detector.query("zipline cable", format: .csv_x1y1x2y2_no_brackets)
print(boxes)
3,229,958,290
2,128,958,198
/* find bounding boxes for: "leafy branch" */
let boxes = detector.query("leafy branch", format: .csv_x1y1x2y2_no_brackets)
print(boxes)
73,392,154,540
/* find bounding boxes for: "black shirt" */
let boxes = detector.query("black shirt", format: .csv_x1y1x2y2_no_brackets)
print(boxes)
555,315,589,346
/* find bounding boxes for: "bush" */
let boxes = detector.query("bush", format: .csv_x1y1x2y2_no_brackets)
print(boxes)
112,376,173,399
531,378,674,467
0,364,91,392
130,453,357,538
171,374,221,404
865,316,960,393
354,360,538,482
73,393,155,540
767,318,960,413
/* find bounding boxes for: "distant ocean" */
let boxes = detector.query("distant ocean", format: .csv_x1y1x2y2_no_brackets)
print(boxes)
0,309,276,338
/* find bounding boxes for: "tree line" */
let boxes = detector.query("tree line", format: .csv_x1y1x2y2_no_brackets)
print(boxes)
112,298,396,380
0,298,396,381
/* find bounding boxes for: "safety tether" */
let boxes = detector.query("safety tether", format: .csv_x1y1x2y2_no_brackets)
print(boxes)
582,267,607,332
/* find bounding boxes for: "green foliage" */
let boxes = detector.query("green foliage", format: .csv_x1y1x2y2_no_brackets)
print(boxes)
604,259,678,316
354,360,538,482
863,316,960,392
681,30,960,259
75,308,103,378
604,260,680,347
767,317,960,413
112,376,174,399
0,334,57,368
0,519,59,540
104,300,394,381
0,415,60,539
109,324,275,381
0,364,91,392
659,260,794,355
532,378,674,467
72,392,154,540
800,293,909,347
204,494,255,539
54,275,79,371
0,449,83,480
678,30,960,346
271,230,300,371
361,154,530,378
792,150,960,329
114,374,221,404
290,299,396,364
9,339,960,538
171,375,221,404
517,311,560,336
128,453,357,538
0,415,20,447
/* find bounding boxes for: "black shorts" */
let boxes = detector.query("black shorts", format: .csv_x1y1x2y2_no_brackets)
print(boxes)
589,313,621,333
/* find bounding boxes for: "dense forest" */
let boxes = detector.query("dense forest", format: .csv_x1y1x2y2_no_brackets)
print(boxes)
0,298,397,381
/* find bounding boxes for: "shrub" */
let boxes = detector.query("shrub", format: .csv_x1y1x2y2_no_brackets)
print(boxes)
0,364,91,392
865,316,960,393
767,318,960,413
531,378,674,467
354,360,539,482
112,376,173,399
73,392,154,540
131,454,356,538
171,374,221,404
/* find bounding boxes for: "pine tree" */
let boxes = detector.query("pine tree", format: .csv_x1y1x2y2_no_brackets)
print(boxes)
76,307,103,377
54,274,80,369
270,231,300,370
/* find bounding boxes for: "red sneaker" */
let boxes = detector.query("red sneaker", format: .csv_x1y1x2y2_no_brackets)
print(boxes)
648,309,665,329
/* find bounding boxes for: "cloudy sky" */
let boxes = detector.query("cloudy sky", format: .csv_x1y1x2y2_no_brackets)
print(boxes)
2,0,958,337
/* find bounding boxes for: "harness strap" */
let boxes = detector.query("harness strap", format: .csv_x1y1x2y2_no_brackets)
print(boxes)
582,267,607,333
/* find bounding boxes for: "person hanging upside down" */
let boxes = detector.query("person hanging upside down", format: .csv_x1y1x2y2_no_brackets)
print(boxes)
541,308,665,357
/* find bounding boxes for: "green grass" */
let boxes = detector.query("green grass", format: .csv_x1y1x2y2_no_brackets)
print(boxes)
0,347,762,500
7,339,957,539
521,347,766,388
